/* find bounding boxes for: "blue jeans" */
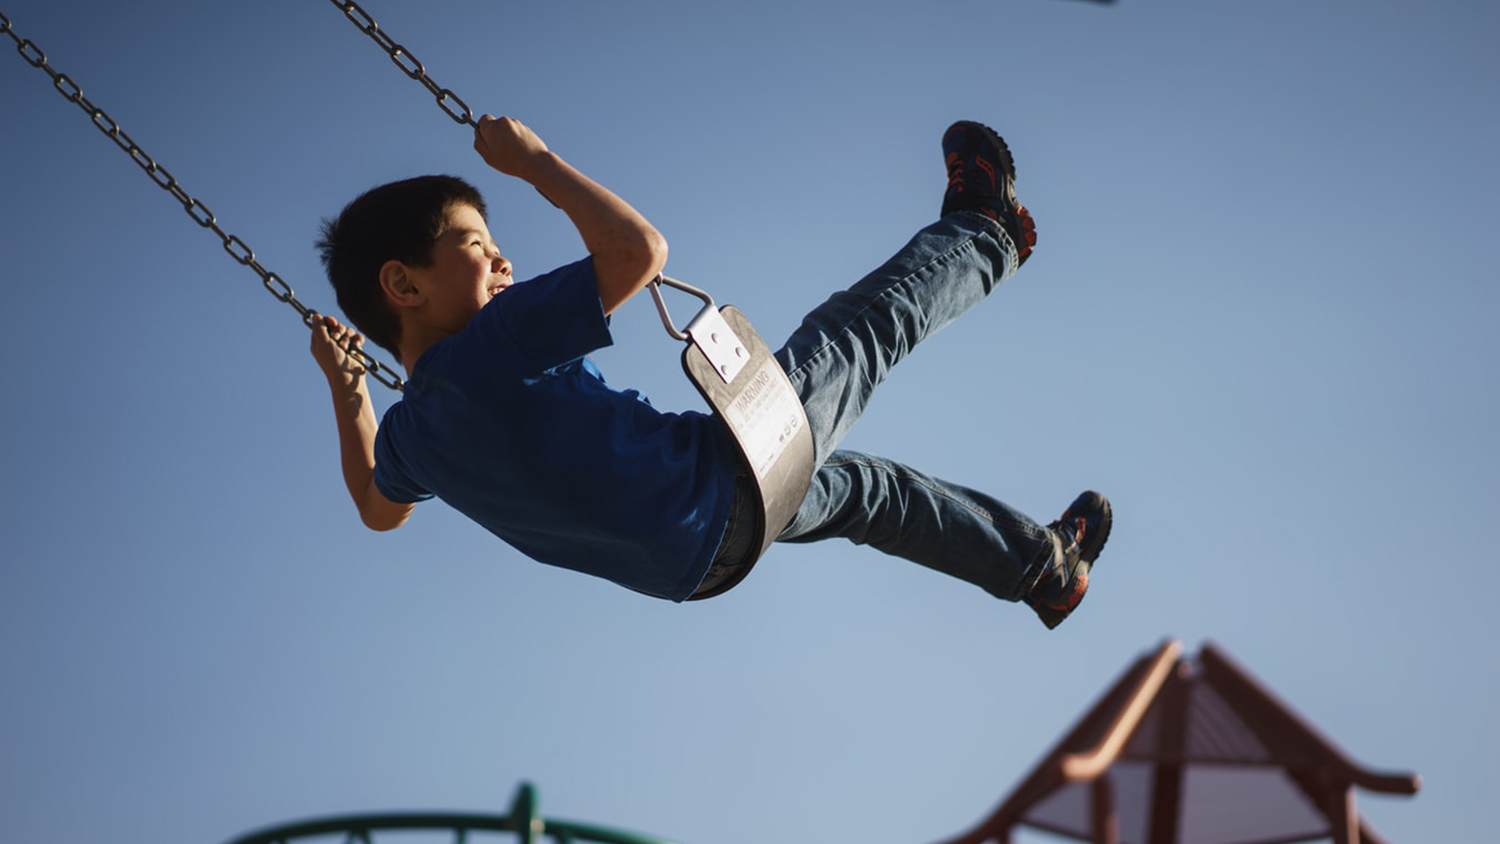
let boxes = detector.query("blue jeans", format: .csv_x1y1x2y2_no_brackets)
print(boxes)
769,212,1051,601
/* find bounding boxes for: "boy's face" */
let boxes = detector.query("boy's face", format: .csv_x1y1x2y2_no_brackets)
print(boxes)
406,203,512,332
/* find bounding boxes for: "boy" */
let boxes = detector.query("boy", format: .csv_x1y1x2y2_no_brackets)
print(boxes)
311,115,1110,628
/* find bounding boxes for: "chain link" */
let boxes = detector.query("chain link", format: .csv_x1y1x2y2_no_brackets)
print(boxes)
326,0,476,127
329,0,564,213
2,11,405,391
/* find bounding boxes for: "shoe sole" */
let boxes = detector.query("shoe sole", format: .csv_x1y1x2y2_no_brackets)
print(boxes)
1073,491,1112,564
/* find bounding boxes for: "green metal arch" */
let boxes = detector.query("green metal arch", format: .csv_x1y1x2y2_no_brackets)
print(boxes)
223,783,680,844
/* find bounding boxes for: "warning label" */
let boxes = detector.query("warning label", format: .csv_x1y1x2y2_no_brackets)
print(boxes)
722,359,805,479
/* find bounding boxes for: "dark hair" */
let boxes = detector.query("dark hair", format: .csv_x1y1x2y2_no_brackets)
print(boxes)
316,175,488,361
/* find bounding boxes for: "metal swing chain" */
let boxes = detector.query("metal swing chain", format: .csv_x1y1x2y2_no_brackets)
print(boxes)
0,11,406,391
326,0,477,128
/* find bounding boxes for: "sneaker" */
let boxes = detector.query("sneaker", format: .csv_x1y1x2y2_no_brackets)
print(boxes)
941,120,1037,266
1025,491,1112,629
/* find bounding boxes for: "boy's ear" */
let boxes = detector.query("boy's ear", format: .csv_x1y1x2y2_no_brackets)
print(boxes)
379,260,424,309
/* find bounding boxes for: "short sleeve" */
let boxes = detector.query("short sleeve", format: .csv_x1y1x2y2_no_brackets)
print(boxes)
476,257,613,374
372,416,436,504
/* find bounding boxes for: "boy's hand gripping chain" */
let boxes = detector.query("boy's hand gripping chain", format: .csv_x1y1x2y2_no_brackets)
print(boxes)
0,11,406,392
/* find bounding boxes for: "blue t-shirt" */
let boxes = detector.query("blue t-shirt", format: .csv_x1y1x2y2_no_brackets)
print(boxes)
372,258,740,601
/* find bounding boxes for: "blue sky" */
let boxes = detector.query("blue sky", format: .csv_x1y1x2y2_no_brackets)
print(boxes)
2,1,1495,842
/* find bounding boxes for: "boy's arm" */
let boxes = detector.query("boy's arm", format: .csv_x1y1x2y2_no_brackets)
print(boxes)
472,115,668,315
310,316,416,532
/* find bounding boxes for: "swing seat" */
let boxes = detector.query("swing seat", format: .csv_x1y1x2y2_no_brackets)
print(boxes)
650,276,815,599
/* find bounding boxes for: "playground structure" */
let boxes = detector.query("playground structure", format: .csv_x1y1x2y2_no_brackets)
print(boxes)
220,640,1418,844
933,639,1420,844
217,641,1410,844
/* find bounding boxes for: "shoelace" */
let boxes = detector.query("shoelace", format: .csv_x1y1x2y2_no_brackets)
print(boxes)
945,152,966,193
945,151,998,194
1058,516,1086,557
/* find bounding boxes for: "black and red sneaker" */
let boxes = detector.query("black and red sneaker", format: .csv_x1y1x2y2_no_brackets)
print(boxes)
941,120,1037,266
1025,491,1112,629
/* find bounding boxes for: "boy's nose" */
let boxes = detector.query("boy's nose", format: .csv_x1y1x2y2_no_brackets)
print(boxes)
493,255,512,276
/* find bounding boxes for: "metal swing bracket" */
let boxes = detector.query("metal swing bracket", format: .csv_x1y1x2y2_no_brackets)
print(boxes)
648,275,816,599
648,275,750,384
